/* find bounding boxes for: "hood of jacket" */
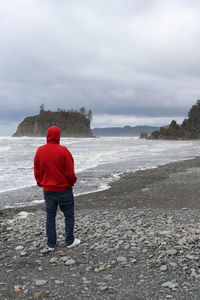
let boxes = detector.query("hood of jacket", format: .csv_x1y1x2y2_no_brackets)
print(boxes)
47,126,60,144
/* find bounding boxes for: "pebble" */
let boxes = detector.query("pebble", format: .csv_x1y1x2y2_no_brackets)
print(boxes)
130,259,137,263
35,280,48,286
33,292,43,299
94,267,99,272
99,265,105,271
99,285,108,291
186,254,195,260
169,262,177,268
61,256,69,262
14,287,22,293
65,259,76,266
59,251,68,257
116,256,127,263
166,249,177,255
15,245,24,251
55,280,64,284
49,257,58,264
191,268,200,279
160,265,168,272
161,281,178,289
14,285,22,289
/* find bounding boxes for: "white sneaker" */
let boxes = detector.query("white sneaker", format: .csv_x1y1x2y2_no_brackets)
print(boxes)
67,238,81,248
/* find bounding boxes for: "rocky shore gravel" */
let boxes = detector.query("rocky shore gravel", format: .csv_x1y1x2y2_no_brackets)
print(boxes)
1,158,200,299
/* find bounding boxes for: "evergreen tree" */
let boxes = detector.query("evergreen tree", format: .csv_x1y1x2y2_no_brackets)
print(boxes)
187,100,200,128
87,109,93,122
40,104,45,113
79,107,87,116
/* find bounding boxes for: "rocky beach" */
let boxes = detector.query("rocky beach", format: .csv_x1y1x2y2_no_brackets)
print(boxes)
1,157,200,299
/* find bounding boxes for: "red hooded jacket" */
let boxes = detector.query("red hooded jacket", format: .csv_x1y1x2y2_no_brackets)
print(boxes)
34,126,77,191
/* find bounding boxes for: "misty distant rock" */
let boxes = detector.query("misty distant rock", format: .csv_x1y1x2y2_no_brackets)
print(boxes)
92,126,160,137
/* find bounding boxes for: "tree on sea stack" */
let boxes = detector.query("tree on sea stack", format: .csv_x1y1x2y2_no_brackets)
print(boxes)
40,104,45,113
87,109,93,123
79,107,87,116
185,100,200,129
79,107,93,123
180,100,200,138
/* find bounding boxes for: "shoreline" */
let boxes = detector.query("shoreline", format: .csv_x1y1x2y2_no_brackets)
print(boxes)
1,156,200,216
76,156,200,210
1,157,200,299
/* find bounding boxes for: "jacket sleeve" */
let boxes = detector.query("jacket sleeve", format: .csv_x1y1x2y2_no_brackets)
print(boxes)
34,149,42,187
65,149,77,186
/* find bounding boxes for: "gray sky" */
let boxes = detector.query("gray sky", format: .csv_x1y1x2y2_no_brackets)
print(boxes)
1,0,200,135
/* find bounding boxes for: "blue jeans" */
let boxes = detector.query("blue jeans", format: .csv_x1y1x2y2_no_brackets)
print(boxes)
43,188,75,247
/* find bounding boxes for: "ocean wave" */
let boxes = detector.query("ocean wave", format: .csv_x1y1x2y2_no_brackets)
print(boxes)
0,145,11,152
1,137,200,198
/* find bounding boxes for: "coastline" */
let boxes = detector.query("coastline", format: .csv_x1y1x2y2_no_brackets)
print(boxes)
76,156,200,210
1,157,200,299
1,156,200,215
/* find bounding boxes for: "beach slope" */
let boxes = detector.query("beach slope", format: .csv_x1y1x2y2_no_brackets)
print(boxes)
1,158,200,299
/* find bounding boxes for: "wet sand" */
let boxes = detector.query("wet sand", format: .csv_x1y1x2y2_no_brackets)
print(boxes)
76,156,200,210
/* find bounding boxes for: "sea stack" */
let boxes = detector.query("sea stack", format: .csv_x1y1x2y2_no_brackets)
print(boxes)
13,108,93,137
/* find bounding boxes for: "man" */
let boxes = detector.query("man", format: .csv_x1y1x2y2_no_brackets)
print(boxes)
34,126,80,250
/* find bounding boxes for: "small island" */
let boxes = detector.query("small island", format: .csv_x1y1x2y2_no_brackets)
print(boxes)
13,105,93,137
141,100,200,140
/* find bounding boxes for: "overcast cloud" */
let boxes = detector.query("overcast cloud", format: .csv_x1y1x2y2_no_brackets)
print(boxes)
1,0,200,135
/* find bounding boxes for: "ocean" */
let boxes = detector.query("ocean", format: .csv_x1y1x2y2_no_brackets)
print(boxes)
0,136,200,205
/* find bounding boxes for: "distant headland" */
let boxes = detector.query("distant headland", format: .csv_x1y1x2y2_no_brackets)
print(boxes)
141,100,200,140
13,105,93,137
92,125,159,137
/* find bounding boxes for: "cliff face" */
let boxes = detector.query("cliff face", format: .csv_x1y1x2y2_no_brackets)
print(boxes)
13,111,93,137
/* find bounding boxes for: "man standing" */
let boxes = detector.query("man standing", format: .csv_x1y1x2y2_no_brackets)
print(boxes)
34,126,80,250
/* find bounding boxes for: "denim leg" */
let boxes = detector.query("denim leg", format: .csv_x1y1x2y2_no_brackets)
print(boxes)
58,189,75,246
43,191,58,248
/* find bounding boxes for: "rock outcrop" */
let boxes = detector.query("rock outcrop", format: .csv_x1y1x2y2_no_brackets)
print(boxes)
13,110,93,137
139,132,148,139
149,100,200,140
